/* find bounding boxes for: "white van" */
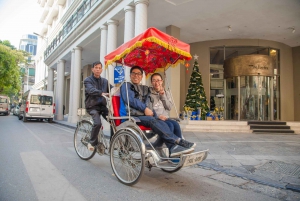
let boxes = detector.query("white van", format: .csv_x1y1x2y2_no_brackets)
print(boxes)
19,89,55,122
0,95,10,116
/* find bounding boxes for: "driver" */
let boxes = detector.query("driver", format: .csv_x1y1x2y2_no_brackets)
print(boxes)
84,61,112,151
119,66,196,157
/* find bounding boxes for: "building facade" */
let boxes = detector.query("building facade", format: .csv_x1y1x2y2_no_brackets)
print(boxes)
19,34,37,93
32,0,300,123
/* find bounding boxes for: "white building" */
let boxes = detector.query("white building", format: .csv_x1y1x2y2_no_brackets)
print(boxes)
33,0,300,123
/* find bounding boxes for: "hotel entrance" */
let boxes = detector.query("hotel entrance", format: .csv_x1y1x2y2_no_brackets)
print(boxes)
210,47,280,121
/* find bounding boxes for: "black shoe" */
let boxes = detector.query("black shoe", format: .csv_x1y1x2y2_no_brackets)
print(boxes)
178,139,196,149
169,145,194,157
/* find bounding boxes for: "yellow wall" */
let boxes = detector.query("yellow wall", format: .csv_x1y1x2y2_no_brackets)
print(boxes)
292,46,300,121
190,39,295,121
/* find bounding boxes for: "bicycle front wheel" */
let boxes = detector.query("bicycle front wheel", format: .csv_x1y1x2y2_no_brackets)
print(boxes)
110,131,145,186
74,120,96,160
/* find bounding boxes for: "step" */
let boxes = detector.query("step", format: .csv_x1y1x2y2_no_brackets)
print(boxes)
248,121,286,125
253,132,296,135
252,129,294,133
182,125,250,130
250,125,291,130
182,128,251,133
180,120,248,126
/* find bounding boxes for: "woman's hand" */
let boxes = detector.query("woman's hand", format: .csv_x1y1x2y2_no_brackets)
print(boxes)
159,87,165,95
158,115,168,121
144,107,154,116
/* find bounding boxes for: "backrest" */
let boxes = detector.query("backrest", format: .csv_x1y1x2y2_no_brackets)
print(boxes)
112,96,121,126
111,95,151,131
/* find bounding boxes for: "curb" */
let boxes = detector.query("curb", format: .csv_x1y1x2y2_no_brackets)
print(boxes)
53,121,77,130
197,162,300,193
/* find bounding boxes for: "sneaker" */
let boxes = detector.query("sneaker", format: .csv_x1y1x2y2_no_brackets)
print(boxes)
87,143,95,152
169,145,194,157
178,139,196,149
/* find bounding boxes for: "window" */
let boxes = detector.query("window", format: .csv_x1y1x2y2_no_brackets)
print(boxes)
30,95,40,104
41,96,53,105
0,98,7,103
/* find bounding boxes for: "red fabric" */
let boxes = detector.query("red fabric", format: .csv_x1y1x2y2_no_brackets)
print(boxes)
112,96,121,126
111,96,151,131
104,27,192,76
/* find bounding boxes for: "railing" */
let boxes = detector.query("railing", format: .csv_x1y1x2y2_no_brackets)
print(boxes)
44,0,101,59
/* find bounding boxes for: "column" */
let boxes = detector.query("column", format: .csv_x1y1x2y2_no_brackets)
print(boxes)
55,59,65,120
134,0,149,36
68,49,75,122
47,67,54,91
124,6,135,81
100,25,107,78
165,25,181,118
107,19,118,85
71,47,82,123
134,0,149,84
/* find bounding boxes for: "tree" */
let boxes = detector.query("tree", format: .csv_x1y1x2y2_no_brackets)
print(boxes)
183,56,209,119
0,42,25,95
0,40,16,50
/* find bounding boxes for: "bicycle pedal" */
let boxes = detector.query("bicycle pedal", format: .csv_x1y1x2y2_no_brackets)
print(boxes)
96,143,106,155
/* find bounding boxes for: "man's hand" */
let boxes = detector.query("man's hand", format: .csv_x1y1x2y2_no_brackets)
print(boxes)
102,93,109,97
144,107,153,116
158,115,168,121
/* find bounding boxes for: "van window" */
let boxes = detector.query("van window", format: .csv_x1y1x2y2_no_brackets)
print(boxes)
41,96,53,105
30,95,40,104
0,98,7,103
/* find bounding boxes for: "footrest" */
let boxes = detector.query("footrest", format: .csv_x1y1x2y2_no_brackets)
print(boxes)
181,149,209,167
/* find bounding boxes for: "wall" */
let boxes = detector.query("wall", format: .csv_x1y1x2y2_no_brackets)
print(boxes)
190,39,294,121
292,46,300,121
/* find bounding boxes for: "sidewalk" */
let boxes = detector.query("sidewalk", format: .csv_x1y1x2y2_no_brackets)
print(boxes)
53,118,300,193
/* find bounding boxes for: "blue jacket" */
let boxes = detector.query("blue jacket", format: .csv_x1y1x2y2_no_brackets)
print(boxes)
120,82,149,117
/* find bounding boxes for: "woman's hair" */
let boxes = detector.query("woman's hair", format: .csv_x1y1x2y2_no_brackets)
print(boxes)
130,66,144,74
150,73,163,81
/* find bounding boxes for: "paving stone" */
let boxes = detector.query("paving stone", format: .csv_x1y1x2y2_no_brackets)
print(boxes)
185,167,218,177
217,159,242,167
210,173,249,186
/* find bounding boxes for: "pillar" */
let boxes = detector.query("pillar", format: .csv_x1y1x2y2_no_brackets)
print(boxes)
124,6,135,81
68,49,75,122
47,67,54,91
134,0,149,36
55,59,65,120
71,47,82,123
100,25,107,78
107,19,118,85
166,25,181,118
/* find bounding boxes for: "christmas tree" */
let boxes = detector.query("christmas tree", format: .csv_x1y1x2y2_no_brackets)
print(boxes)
184,55,210,119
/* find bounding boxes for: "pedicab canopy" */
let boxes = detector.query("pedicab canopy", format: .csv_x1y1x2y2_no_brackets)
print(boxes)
104,27,192,76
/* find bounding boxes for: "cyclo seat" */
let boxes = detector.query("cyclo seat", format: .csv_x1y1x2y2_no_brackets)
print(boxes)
111,95,152,132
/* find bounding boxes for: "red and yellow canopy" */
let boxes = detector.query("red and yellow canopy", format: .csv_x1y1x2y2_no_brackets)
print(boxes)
104,27,192,76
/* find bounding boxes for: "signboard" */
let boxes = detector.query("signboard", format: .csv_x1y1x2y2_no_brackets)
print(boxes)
114,66,125,84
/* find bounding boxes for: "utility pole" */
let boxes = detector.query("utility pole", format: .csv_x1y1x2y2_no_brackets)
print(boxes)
33,32,48,90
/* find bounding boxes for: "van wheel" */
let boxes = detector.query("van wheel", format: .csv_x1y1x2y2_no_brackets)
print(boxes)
18,115,22,120
23,115,27,122
48,118,53,123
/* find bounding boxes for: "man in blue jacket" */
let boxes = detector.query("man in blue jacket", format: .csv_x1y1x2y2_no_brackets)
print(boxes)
84,61,111,151
120,66,196,157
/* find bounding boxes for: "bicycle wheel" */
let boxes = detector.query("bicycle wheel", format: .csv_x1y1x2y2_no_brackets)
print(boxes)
74,120,96,160
110,131,144,186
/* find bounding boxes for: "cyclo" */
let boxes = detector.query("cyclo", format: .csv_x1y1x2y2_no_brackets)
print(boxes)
74,27,208,186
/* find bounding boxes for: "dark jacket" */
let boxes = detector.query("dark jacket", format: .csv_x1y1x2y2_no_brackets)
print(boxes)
120,82,149,117
84,75,111,111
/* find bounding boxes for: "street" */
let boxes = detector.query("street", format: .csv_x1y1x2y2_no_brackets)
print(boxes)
0,114,299,201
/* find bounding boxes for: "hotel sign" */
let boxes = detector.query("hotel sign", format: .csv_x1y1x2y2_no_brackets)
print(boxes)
223,55,274,78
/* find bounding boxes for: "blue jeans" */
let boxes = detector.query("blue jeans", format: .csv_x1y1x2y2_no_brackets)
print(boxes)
137,116,180,149
153,119,182,147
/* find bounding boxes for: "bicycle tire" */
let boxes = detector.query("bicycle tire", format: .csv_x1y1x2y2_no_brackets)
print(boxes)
110,131,145,186
74,120,96,160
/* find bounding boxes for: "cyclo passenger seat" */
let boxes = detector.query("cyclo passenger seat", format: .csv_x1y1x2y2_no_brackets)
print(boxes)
111,95,152,131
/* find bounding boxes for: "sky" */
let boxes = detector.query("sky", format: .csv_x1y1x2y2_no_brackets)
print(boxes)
0,0,42,48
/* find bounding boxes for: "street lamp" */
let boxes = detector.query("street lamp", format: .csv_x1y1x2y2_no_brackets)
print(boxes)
33,32,48,90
